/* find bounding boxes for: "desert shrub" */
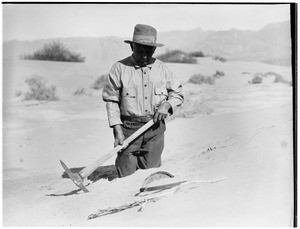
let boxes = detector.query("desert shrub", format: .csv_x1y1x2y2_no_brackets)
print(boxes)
188,74,215,85
273,75,290,84
24,76,59,101
157,50,197,64
249,76,263,84
22,41,85,62
74,88,92,96
189,51,206,57
213,70,225,78
15,91,22,97
265,72,290,84
252,72,291,85
264,71,282,78
213,56,227,62
90,74,108,90
253,73,264,78
168,91,214,120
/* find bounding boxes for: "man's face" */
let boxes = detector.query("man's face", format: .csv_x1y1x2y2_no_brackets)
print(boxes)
131,43,156,67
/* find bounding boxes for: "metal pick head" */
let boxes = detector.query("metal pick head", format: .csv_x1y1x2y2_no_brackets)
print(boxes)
60,160,89,193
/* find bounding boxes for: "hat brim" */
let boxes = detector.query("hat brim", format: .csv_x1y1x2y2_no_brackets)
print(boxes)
124,40,164,47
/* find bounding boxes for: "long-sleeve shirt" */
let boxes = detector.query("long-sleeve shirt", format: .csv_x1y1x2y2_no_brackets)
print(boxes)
102,55,184,127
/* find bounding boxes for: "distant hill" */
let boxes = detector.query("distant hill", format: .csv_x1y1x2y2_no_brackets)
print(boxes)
158,21,291,66
3,21,291,66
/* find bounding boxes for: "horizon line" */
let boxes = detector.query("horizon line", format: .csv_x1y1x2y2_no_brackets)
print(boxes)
3,19,290,43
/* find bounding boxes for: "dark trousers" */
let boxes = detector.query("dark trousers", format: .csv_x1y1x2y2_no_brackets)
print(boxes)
115,120,166,178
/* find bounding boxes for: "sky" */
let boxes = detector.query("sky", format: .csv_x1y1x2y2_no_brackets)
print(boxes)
2,3,291,41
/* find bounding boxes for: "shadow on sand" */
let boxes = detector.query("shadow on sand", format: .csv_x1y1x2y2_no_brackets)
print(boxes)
61,164,118,182
46,165,118,197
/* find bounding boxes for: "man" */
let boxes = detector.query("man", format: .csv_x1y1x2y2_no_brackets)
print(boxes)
102,24,184,178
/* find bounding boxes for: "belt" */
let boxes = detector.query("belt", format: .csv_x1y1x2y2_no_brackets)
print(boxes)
121,115,153,123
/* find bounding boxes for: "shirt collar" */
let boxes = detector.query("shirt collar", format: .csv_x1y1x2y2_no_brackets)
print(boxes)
130,55,155,69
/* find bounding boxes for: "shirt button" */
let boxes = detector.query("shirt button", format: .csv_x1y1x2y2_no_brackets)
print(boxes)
144,84,147,87
144,72,146,74
145,110,148,112
145,97,147,99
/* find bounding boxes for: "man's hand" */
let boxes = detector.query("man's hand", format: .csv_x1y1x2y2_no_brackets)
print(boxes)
113,124,125,147
154,102,171,123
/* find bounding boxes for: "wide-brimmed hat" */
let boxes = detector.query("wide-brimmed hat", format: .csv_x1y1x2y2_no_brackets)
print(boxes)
124,24,164,47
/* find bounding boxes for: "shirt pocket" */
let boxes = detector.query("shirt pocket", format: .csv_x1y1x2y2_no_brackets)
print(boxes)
123,88,137,98
121,88,137,111
154,86,168,107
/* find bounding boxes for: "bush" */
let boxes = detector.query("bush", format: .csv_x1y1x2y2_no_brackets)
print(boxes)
252,72,291,85
213,56,227,62
265,72,290,84
24,76,59,101
168,91,214,120
213,70,225,78
253,73,264,78
22,41,85,62
249,76,263,84
157,50,197,64
264,71,282,78
189,51,206,57
74,88,92,96
273,75,291,84
188,74,215,85
15,91,22,97
90,74,108,90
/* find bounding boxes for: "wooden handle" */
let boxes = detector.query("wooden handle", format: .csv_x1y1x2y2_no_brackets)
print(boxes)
80,119,155,179
121,119,154,149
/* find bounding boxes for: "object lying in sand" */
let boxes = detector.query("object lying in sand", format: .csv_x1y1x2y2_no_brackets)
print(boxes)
87,177,226,220
136,171,176,196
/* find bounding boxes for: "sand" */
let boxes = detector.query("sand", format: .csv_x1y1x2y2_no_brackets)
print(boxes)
2,57,294,226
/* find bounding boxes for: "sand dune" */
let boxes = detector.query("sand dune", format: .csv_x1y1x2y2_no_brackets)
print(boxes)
3,57,293,226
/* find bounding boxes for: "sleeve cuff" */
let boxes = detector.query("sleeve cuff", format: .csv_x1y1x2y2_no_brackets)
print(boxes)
109,119,123,128
168,97,185,115
102,94,120,103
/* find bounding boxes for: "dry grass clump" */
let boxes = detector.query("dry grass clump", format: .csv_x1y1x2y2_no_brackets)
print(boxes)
248,76,263,84
249,72,291,85
157,50,197,64
273,75,290,84
23,75,59,101
90,74,108,90
213,70,225,78
212,55,227,62
157,50,227,64
264,72,282,78
74,88,92,96
15,91,22,97
187,71,225,85
22,41,85,62
268,73,290,85
189,51,206,57
265,72,291,85
188,74,216,85
168,91,214,120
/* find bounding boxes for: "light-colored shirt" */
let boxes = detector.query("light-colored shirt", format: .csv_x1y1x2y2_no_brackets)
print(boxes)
102,55,184,127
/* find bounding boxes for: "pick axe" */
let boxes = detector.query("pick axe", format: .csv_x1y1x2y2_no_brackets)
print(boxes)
60,119,155,193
